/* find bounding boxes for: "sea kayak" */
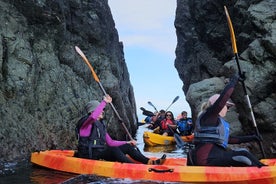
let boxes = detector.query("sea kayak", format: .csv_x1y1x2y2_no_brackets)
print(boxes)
31,150,276,183
143,131,194,146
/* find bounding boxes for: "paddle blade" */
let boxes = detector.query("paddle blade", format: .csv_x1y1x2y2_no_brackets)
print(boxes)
147,101,158,111
172,96,180,103
224,6,238,54
75,46,100,82
174,133,186,148
165,96,180,111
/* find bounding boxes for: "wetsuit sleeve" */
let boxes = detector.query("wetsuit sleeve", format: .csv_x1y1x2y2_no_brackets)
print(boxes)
89,100,107,121
79,100,107,137
200,74,239,127
105,133,127,147
228,135,259,144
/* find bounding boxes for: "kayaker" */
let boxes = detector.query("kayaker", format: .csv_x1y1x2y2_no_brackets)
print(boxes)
176,111,193,136
147,109,165,131
188,74,266,167
159,111,177,136
76,94,166,165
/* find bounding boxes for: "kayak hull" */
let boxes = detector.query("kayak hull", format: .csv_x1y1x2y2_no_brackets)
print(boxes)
143,131,194,146
31,150,276,183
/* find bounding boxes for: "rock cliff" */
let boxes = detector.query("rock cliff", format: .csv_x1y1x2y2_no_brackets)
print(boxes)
0,0,137,162
175,0,275,157
1,0,275,164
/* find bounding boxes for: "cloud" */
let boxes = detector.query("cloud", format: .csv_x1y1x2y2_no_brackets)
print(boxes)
109,1,176,29
108,0,192,119
108,0,177,55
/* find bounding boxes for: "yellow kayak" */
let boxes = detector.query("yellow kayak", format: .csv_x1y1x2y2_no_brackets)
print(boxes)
143,131,194,146
31,150,276,183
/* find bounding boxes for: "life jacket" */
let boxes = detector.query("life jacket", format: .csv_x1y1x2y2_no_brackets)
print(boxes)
75,115,89,140
161,119,174,130
177,118,193,132
145,116,152,123
194,116,230,148
77,116,107,159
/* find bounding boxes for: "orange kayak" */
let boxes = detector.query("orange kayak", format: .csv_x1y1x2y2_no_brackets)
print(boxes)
143,131,194,146
31,150,276,183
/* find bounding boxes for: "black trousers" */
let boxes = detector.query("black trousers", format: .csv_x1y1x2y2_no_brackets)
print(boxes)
93,144,149,164
189,143,265,167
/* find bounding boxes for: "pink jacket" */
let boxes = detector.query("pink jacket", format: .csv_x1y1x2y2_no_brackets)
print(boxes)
80,100,127,147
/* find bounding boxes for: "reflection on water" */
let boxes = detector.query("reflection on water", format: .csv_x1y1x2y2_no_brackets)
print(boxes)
144,145,176,153
0,124,186,184
0,163,77,184
137,125,186,159
62,174,181,184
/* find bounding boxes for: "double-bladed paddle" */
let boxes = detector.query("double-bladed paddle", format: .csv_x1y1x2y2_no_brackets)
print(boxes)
75,46,134,141
148,96,179,113
224,6,266,158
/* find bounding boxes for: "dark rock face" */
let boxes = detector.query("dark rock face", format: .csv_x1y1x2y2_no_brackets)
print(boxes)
0,0,137,162
175,0,276,157
1,0,275,163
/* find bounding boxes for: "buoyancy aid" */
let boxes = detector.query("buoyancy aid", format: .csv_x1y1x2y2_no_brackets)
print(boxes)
177,118,193,132
77,118,107,159
161,119,175,130
194,116,230,148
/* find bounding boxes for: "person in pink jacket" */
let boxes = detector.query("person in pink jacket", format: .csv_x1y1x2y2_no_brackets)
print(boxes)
76,94,166,165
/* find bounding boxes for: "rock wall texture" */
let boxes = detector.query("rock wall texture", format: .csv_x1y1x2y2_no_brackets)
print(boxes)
0,0,137,162
1,0,275,164
175,0,275,157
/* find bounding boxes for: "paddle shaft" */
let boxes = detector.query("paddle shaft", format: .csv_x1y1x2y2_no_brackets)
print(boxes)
168,125,185,148
224,6,266,158
98,82,134,140
165,104,173,112
75,46,134,141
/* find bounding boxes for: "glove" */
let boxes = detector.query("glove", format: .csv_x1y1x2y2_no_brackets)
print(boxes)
238,72,246,82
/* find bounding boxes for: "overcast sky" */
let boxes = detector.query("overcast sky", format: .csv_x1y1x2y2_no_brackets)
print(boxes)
108,1,191,121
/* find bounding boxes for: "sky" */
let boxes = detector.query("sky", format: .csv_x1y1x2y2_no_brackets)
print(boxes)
108,0,191,121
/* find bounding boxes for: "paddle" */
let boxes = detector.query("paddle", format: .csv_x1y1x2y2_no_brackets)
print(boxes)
170,126,185,148
224,6,266,158
147,101,158,112
140,107,155,117
75,46,134,141
167,125,193,153
165,96,180,111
